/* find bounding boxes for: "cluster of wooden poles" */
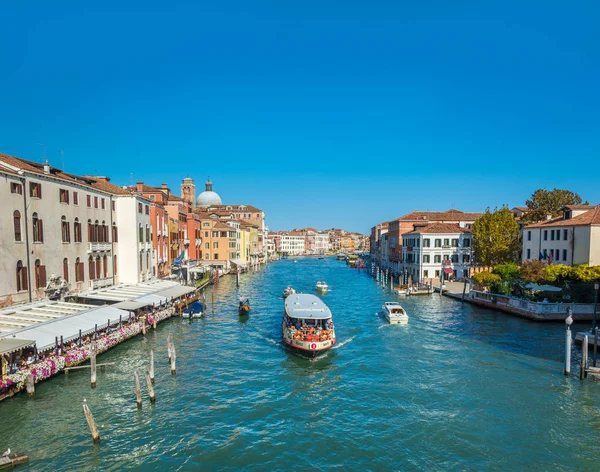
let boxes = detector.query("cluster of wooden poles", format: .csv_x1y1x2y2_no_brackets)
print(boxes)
81,333,178,444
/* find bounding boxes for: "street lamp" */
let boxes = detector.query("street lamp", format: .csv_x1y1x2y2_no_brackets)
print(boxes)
593,282,599,332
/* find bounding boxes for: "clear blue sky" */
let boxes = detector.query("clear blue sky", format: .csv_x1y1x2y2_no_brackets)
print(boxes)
1,1,598,233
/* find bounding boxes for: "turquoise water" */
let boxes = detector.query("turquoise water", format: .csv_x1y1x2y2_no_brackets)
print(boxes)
1,257,599,471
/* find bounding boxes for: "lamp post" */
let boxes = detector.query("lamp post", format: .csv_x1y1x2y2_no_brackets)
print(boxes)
565,307,573,376
593,282,599,332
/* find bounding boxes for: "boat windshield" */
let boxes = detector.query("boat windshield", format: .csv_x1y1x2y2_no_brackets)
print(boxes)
390,308,404,314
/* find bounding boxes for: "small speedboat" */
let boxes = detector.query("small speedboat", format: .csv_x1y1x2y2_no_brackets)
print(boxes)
182,301,205,319
293,259,298,263
239,297,251,315
316,281,329,293
283,286,297,298
0,452,29,468
382,302,409,324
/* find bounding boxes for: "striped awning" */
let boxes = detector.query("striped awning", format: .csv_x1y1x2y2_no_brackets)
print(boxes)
0,338,36,356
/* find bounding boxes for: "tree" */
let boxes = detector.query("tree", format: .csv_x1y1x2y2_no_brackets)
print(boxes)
543,264,572,285
472,271,501,288
519,260,546,284
472,207,520,267
492,263,520,281
569,264,600,283
522,188,587,224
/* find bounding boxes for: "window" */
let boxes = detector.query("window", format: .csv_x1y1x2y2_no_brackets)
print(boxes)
423,239,430,248
205,254,210,260
139,224,143,243
59,189,69,204
101,198,105,210
423,270,428,278
543,230,548,241
146,225,150,242
96,256,102,280
205,242,209,249
145,205,149,215
73,192,79,205
75,257,84,282
61,216,71,243
13,210,22,242
34,259,46,289
63,258,69,282
526,248,531,259
527,231,531,241
443,238,450,246
138,203,143,214
463,238,471,248
203,222,210,227
103,255,108,278
451,239,458,247
423,255,430,263
146,253,149,272
213,242,218,249
16,261,27,291
451,254,458,263
10,183,22,194
32,213,44,242
435,270,440,278
112,201,115,211
434,239,442,247
94,220,99,243
550,230,555,241
434,255,441,263
73,218,81,243
114,255,117,276
30,182,42,198
139,253,143,271
87,195,92,207
563,229,568,240
112,223,118,242
214,253,218,259
563,249,567,261
94,196,98,209
463,254,471,263
556,230,560,241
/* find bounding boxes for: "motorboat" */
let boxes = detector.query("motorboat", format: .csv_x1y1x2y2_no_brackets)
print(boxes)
316,281,328,293
182,301,205,319
239,297,251,315
293,259,298,263
382,302,409,324
282,294,336,357
283,286,297,299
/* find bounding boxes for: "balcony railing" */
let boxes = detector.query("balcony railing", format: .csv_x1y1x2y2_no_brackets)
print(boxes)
87,242,112,252
89,277,113,290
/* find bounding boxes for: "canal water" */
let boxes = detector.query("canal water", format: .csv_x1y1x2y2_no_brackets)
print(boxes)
1,257,599,471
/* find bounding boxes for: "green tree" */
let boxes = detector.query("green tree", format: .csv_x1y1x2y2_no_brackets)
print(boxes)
519,260,546,284
570,264,600,283
492,263,520,281
543,264,572,284
472,271,501,288
522,188,587,224
472,207,520,267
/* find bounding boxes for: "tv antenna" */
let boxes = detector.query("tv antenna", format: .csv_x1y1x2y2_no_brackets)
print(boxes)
59,148,65,171
37,143,47,163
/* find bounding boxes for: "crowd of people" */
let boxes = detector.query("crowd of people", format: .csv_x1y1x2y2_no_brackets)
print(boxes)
284,315,335,342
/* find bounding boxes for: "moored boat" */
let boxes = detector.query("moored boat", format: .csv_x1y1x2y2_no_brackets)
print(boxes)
316,281,328,293
283,286,297,298
182,301,205,319
382,302,409,324
282,294,336,357
0,453,29,469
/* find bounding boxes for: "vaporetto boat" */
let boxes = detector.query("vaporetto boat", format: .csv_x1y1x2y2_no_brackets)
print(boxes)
282,294,336,357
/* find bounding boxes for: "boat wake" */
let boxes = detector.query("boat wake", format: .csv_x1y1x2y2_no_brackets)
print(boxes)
332,336,356,349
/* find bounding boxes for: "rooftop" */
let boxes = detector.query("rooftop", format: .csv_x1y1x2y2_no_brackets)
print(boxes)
525,205,600,228
404,223,472,235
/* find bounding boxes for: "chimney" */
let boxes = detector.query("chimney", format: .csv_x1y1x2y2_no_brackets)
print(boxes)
43,160,50,175
161,183,168,189
95,176,111,183
136,181,144,192
546,214,553,220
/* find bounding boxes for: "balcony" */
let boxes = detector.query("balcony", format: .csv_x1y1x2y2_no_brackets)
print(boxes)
89,277,112,290
87,242,112,253
184,238,190,246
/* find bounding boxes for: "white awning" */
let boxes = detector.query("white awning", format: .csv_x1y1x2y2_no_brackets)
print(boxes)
113,300,150,310
135,294,167,305
230,259,246,267
0,305,131,351
154,285,196,299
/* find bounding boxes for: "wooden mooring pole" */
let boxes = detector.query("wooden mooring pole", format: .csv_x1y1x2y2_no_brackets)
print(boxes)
580,335,589,380
145,371,156,402
149,350,155,385
212,292,214,315
90,341,97,388
26,373,35,397
142,317,146,336
83,399,100,443
134,371,142,408
594,328,598,368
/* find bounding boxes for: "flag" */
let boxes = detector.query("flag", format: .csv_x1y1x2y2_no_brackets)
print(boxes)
173,250,185,266
548,251,554,264
539,251,544,260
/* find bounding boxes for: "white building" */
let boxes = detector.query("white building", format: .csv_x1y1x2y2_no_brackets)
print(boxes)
277,231,306,255
0,152,155,307
522,205,600,266
401,223,472,283
305,230,329,254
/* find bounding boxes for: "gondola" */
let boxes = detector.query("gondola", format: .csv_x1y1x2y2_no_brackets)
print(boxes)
238,297,251,315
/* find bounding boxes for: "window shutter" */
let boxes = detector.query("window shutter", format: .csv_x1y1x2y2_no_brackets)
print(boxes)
39,265,47,287
21,267,28,291
63,261,69,282
89,262,94,280
38,219,44,243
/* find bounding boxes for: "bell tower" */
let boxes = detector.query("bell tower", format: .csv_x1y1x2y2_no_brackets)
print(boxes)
180,177,196,208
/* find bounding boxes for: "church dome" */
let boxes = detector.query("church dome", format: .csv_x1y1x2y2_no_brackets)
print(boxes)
197,178,222,206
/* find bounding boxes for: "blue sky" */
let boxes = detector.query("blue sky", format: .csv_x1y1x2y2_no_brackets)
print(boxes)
1,1,598,233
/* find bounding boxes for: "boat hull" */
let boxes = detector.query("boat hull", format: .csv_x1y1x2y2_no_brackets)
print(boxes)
384,313,409,324
282,336,336,357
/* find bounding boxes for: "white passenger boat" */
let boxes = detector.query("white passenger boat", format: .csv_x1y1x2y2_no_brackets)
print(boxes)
316,281,329,293
282,294,336,357
283,286,297,298
382,302,409,324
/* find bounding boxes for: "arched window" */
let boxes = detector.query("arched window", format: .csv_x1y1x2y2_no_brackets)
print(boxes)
103,255,108,278
74,218,82,243
13,210,22,242
113,254,117,276
102,221,108,243
32,212,43,242
61,216,71,243
139,253,143,271
87,219,93,242
94,220,99,243
88,256,95,280
95,256,101,280
34,259,46,288
146,252,149,271
16,260,27,291
146,224,150,243
139,223,143,243
75,257,83,282
63,258,69,282
112,223,118,243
